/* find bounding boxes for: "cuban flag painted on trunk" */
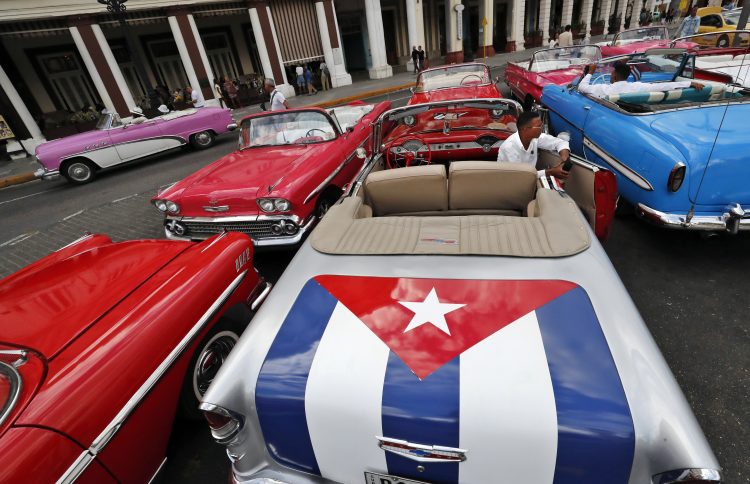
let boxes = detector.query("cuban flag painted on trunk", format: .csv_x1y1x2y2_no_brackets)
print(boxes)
256,276,635,484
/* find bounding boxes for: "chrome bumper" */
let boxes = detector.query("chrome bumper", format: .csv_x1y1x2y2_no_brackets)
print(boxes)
637,203,750,234
163,215,315,247
227,123,238,131
34,167,60,181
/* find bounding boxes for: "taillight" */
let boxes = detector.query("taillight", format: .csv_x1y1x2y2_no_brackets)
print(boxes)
199,402,244,445
668,162,686,192
593,169,618,241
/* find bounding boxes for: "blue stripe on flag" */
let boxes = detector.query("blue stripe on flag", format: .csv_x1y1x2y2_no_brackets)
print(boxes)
536,286,635,484
382,353,460,484
255,279,337,475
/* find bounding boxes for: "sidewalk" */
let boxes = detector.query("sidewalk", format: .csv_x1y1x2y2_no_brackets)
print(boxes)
0,40,599,189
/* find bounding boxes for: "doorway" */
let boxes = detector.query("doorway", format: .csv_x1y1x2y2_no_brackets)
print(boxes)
147,39,188,92
37,51,99,111
337,11,367,72
494,3,508,52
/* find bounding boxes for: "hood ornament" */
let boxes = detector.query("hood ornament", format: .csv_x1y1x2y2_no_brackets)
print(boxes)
376,436,467,463
268,175,285,193
203,205,229,212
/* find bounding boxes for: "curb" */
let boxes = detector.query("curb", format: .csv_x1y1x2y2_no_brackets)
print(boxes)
310,82,415,108
0,172,38,189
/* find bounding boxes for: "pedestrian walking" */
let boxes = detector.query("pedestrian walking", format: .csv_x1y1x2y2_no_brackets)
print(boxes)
320,62,330,91
676,7,700,38
184,86,205,108
263,78,289,111
224,78,239,108
411,45,419,73
213,78,226,108
295,65,305,95
305,66,318,95
558,25,573,47
417,46,425,72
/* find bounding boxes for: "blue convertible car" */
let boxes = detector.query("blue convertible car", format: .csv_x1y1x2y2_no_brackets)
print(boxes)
542,48,750,233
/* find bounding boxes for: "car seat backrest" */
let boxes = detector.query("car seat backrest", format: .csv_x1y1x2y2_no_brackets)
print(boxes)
448,161,537,212
364,165,448,216
605,84,726,104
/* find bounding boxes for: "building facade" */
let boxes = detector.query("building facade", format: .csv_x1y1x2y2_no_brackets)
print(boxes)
0,0,638,150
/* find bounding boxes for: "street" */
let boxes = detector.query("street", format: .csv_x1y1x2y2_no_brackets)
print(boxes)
0,86,747,483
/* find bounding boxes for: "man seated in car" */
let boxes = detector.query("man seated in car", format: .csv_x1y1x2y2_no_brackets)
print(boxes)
496,111,571,179
578,62,705,98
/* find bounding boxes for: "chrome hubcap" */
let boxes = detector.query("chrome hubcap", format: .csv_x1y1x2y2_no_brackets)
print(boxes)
68,163,91,182
195,131,211,145
192,331,238,398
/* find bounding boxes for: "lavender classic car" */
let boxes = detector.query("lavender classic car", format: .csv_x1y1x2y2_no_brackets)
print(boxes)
34,107,237,184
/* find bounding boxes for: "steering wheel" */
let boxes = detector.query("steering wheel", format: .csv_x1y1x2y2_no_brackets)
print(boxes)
385,135,432,169
460,74,484,86
591,74,609,84
306,128,328,138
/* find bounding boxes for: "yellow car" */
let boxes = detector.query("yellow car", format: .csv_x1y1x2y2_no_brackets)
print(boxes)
696,7,742,47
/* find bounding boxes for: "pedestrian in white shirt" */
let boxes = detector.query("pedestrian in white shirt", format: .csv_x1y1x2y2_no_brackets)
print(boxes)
557,25,574,47
496,111,571,179
185,86,205,108
578,63,705,99
262,78,289,111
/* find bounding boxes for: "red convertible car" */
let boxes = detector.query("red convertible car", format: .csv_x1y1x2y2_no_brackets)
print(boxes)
598,26,696,57
153,102,389,246
505,45,602,109
0,232,268,483
409,63,502,104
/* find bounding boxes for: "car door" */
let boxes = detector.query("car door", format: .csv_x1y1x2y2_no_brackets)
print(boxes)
108,116,178,164
543,84,596,154
537,150,617,240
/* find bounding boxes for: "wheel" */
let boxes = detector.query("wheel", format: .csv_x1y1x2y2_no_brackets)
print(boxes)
177,319,242,420
190,130,215,149
717,34,729,48
62,158,96,184
316,189,342,218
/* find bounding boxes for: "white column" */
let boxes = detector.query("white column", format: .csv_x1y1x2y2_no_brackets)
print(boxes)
315,1,352,87
91,24,136,110
511,0,527,50
580,0,595,40
478,0,495,56
601,0,614,35
0,63,44,143
561,0,574,28
247,6,294,98
445,0,464,58
415,0,426,50
187,15,216,86
69,25,117,115
406,0,418,70
364,0,393,79
539,0,553,44
167,16,201,94
618,0,629,31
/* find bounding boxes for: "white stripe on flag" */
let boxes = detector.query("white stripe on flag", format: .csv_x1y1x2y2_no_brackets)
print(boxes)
305,302,391,482
459,311,558,484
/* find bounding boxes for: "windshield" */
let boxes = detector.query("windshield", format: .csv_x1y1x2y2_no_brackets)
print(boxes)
95,114,111,130
326,104,373,131
530,46,601,72
724,11,739,25
416,64,490,91
240,111,336,149
613,27,667,45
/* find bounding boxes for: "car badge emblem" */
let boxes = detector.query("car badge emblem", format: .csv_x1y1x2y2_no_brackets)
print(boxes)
203,205,230,212
376,436,467,463
433,112,467,120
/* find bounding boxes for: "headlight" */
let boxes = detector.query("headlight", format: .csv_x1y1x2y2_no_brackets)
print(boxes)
403,115,416,126
154,200,167,212
166,201,180,214
274,199,291,212
258,199,275,212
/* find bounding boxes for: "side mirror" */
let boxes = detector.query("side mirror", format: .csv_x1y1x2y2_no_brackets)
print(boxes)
346,126,355,133
409,87,416,94
494,76,501,83
355,147,366,159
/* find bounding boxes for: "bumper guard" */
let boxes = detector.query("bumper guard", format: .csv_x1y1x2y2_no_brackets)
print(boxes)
637,202,750,234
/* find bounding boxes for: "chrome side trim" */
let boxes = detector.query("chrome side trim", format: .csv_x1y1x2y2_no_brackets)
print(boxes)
652,468,722,484
57,271,247,483
56,233,93,251
583,137,654,191
166,214,302,224
250,282,272,311
200,231,229,253
637,202,750,232
58,136,187,164
147,457,168,484
0,359,22,428
303,136,371,205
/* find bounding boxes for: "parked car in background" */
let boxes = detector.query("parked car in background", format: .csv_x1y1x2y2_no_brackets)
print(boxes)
199,106,719,484
696,6,743,45
505,45,601,109
597,26,695,56
153,102,390,246
409,63,501,104
35,107,237,184
542,48,750,233
0,231,269,483
674,31,750,85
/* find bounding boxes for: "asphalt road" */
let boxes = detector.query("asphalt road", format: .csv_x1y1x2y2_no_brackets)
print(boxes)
0,83,747,483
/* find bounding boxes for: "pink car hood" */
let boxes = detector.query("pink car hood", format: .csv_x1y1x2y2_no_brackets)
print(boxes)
161,143,324,216
35,130,107,168
602,40,697,57
536,66,586,85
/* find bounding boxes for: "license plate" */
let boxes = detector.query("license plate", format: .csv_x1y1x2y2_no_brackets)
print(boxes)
364,471,429,484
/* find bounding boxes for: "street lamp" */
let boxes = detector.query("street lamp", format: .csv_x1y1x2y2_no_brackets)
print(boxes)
97,0,156,109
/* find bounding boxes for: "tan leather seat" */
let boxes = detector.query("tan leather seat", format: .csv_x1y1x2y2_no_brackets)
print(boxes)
364,165,448,217
448,161,537,212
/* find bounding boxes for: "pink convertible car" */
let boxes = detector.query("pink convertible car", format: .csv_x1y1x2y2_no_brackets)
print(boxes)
34,107,237,184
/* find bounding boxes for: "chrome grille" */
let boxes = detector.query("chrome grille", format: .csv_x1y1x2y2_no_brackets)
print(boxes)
182,220,278,239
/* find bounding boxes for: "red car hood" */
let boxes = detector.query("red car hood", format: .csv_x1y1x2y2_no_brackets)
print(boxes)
409,84,500,104
162,144,324,216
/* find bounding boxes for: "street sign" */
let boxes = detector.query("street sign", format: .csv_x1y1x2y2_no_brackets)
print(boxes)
481,16,488,27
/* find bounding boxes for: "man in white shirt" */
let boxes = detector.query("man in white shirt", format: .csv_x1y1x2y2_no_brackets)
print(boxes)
262,79,289,111
497,111,571,179
557,25,574,47
578,63,705,98
184,86,205,108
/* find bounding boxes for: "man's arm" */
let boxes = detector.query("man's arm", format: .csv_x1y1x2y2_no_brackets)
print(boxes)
577,70,608,98
537,134,571,179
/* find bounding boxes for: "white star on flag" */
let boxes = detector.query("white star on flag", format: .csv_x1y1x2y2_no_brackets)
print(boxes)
399,288,466,335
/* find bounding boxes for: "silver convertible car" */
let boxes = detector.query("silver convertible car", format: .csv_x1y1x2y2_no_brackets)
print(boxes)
199,102,721,484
